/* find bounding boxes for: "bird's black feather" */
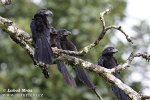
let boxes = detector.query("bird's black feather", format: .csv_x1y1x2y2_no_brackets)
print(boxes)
58,29,96,89
30,9,53,64
50,28,76,87
98,47,128,100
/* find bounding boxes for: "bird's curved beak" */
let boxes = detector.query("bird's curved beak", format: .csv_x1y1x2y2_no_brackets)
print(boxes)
45,10,53,16
112,48,118,53
67,31,71,35
64,31,71,36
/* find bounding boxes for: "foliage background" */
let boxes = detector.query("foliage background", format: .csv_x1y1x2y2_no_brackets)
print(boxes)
0,0,149,100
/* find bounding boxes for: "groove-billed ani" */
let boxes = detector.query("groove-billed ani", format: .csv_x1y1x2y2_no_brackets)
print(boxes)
53,29,101,99
98,47,128,100
58,29,98,91
30,9,53,64
50,28,76,87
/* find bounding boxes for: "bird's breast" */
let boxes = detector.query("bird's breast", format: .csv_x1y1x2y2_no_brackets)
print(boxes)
104,57,117,69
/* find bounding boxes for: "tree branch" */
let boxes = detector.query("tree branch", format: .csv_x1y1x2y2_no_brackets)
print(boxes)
0,0,11,6
0,16,32,44
105,25,133,44
70,8,133,56
124,51,150,65
141,95,150,100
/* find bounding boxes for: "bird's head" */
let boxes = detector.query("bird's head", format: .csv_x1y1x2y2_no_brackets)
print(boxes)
102,47,118,56
35,9,53,17
57,29,71,40
59,29,71,36
50,27,57,37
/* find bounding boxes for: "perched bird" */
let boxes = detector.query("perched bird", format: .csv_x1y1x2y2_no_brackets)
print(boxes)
98,47,128,100
58,29,95,88
50,28,76,87
30,9,54,64
58,29,101,97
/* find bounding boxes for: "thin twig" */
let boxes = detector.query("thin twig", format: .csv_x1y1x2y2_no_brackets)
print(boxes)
141,95,150,100
105,25,133,44
127,52,150,62
0,0,11,6
75,8,133,55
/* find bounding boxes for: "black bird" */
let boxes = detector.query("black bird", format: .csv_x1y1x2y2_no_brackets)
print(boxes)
58,29,95,88
98,47,128,100
50,28,76,87
30,9,53,64
58,29,102,98
58,29,102,100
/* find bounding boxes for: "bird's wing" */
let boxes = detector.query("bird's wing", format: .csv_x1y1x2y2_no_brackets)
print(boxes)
66,40,77,51
98,56,104,66
30,20,37,43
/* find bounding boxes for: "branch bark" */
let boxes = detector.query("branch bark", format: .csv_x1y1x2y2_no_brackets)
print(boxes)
0,0,11,5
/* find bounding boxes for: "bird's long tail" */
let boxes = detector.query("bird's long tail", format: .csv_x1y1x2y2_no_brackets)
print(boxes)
34,35,53,64
112,73,128,100
75,68,95,88
57,62,76,87
75,68,102,100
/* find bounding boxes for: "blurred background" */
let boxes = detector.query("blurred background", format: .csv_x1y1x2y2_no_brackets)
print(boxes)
0,0,150,100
